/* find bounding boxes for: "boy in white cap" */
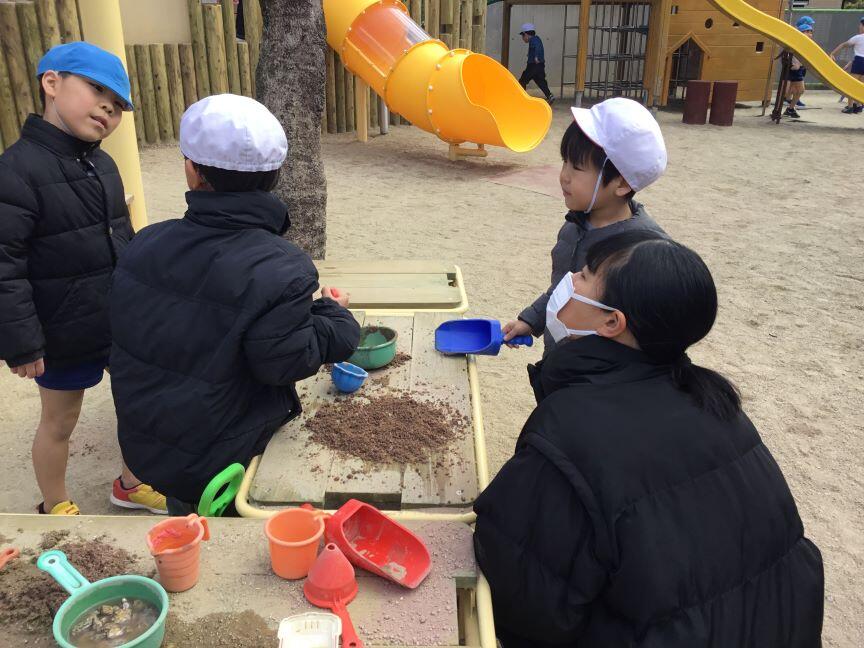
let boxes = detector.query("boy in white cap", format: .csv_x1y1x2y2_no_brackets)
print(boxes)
503,97,667,353
108,94,361,514
518,23,555,104
0,42,167,515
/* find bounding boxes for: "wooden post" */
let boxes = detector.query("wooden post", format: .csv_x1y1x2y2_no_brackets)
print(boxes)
56,0,81,42
187,0,211,98
203,3,229,95
369,86,377,128
501,1,511,68
459,0,471,50
472,0,486,53
35,0,61,51
334,54,346,133
355,78,369,142
221,0,242,94
0,42,19,150
17,2,44,106
325,48,337,134
345,70,355,132
164,44,185,137
574,0,591,104
649,0,672,108
237,40,252,97
451,0,461,48
178,43,199,107
125,45,145,144
149,44,175,141
409,0,421,23
242,0,262,90
427,0,439,39
134,44,159,144
0,2,35,125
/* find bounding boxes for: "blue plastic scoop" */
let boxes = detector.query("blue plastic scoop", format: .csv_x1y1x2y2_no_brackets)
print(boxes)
435,319,533,356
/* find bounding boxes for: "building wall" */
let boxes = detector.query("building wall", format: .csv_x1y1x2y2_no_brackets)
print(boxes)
120,0,191,45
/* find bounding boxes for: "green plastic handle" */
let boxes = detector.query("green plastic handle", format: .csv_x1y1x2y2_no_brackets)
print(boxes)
198,463,245,517
37,550,91,595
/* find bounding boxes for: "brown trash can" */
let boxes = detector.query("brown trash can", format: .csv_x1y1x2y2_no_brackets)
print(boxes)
682,80,711,125
709,81,739,126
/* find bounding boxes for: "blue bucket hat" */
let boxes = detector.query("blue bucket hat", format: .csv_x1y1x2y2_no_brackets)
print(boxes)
798,23,814,33
37,42,133,111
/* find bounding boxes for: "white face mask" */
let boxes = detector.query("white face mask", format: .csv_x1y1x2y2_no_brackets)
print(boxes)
546,272,616,343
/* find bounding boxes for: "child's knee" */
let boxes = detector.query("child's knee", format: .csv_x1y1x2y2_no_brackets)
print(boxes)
38,402,82,438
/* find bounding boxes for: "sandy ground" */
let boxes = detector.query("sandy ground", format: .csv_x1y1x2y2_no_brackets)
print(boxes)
0,91,861,645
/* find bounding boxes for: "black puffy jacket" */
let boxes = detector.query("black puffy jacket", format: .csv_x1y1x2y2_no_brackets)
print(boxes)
474,336,824,647
109,191,360,503
0,115,133,368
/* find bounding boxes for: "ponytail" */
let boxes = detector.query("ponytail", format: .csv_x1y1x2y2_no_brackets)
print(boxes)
671,354,741,421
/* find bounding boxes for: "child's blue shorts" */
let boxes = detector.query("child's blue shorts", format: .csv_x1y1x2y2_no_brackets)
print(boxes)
852,56,864,76
787,68,806,82
35,357,108,391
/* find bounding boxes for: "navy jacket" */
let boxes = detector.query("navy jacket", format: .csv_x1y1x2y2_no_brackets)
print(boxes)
110,191,360,502
475,336,824,647
0,115,132,368
528,35,545,64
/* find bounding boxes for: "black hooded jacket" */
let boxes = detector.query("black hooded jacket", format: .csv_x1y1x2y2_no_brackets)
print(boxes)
109,191,360,502
0,115,133,368
474,336,823,647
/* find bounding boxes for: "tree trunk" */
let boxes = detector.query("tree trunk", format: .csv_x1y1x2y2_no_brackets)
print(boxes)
256,0,327,258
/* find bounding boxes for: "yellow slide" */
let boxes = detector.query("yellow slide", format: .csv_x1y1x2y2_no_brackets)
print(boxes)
323,0,552,152
707,0,864,104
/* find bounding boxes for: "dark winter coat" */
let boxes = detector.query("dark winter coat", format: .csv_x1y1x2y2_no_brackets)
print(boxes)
109,191,360,503
0,115,133,368
518,202,665,349
474,336,824,648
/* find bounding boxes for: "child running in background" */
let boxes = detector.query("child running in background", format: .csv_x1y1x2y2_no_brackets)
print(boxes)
0,43,167,515
517,23,555,104
109,95,360,514
830,16,864,114
503,97,667,353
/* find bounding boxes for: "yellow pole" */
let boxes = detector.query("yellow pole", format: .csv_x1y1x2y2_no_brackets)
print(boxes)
76,0,148,231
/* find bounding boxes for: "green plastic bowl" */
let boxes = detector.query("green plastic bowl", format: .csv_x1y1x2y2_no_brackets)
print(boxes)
348,326,398,370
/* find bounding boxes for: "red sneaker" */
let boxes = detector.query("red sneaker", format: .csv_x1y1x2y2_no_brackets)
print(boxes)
110,478,168,514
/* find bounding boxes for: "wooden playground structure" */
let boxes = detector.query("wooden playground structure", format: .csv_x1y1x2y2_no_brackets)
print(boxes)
498,0,783,107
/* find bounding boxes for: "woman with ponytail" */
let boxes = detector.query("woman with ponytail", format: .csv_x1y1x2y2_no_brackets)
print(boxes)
474,231,824,648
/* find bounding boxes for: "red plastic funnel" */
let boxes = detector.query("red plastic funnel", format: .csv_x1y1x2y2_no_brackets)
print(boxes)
303,543,364,648
325,499,431,589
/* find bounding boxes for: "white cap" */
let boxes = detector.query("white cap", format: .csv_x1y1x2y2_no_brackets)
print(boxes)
180,94,287,172
570,98,667,192
519,23,536,33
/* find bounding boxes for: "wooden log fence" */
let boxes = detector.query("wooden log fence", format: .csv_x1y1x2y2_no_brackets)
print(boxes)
0,0,487,151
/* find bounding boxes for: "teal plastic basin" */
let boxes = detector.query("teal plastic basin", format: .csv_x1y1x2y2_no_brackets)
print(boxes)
348,326,398,370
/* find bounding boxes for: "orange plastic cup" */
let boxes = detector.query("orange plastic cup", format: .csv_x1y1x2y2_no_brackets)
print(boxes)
147,514,210,592
264,507,327,580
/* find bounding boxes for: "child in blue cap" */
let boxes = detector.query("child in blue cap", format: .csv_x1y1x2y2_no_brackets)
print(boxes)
518,23,555,104
0,42,168,515
829,16,864,114
784,22,815,118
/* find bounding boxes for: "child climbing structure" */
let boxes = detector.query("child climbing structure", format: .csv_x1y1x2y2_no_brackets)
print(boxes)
323,0,552,157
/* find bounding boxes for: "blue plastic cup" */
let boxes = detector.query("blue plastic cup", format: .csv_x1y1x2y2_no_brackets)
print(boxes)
331,362,368,393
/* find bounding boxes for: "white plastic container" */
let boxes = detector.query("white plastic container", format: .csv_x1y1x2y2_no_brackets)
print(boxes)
278,612,342,648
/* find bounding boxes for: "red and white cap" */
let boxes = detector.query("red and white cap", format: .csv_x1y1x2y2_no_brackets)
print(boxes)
570,98,667,192
180,94,287,172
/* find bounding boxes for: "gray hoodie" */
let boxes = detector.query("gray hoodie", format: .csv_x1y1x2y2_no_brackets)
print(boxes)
518,201,665,348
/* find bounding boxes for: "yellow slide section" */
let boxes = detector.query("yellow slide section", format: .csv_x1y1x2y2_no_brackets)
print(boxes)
707,0,864,104
323,0,552,152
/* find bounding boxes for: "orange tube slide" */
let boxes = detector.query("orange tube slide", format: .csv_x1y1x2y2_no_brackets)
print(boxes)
323,0,552,152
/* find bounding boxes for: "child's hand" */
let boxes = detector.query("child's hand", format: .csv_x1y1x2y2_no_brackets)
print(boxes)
322,286,349,308
502,319,533,347
9,358,45,379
